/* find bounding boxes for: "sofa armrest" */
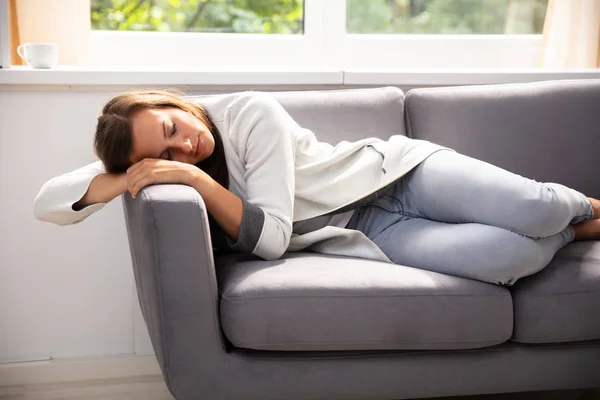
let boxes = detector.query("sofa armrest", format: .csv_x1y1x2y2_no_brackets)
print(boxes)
121,184,229,395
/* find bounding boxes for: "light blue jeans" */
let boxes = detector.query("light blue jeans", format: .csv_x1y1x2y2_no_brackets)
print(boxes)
345,150,595,286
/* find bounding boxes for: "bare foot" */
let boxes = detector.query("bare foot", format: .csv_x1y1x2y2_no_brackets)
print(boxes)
571,219,600,241
589,197,600,219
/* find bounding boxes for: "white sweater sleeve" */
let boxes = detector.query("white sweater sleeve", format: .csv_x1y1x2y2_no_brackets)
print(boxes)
34,160,108,226
225,92,297,261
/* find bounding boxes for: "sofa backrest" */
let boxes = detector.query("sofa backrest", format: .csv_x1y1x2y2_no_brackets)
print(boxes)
269,86,408,143
189,87,407,144
405,79,600,198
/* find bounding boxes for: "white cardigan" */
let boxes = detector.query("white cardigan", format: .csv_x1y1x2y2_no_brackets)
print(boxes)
34,91,454,263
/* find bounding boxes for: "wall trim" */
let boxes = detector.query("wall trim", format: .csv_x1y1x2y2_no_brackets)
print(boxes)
0,0,9,69
0,355,162,386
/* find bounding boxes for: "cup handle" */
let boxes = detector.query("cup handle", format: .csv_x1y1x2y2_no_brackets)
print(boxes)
17,44,28,62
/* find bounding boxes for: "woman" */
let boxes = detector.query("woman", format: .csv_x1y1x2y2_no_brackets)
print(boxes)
34,89,600,286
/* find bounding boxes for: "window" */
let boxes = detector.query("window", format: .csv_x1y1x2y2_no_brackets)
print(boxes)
0,0,8,69
90,0,547,36
91,0,304,34
347,0,548,35
85,0,548,69
87,0,332,68
5,0,549,69
340,0,549,69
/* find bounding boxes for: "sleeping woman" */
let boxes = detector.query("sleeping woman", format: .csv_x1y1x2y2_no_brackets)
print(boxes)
34,89,600,286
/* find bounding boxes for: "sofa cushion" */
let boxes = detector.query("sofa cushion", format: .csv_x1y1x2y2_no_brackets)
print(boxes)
216,252,513,351
511,241,600,343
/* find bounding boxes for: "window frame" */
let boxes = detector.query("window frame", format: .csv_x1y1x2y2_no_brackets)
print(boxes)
89,0,344,68
3,0,546,69
0,0,9,69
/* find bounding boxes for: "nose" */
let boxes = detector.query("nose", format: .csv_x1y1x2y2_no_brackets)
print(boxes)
174,137,193,155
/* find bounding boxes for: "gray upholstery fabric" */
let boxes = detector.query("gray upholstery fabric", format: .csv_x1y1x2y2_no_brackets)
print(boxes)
511,241,600,343
122,184,229,398
217,252,512,351
223,340,600,400
405,79,600,344
122,84,600,400
404,79,600,199
272,86,407,143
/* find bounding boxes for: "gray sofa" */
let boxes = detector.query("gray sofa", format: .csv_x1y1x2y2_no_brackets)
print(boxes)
122,80,600,400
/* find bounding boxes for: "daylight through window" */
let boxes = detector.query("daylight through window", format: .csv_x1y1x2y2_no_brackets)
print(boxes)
346,0,548,35
91,0,305,34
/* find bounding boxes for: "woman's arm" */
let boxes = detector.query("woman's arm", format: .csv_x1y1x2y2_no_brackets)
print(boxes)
73,172,127,211
34,160,120,225
190,171,243,242
221,92,298,261
123,157,245,242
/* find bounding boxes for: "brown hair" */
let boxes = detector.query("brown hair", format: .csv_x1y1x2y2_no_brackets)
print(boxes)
94,89,229,189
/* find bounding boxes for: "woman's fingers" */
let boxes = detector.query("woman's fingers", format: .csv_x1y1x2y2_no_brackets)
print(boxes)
130,174,153,198
129,167,170,197
130,179,146,198
126,158,146,176
128,168,152,198
126,159,185,198
127,161,157,197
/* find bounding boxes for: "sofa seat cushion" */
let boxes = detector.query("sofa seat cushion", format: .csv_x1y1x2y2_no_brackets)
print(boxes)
511,242,600,343
216,252,513,351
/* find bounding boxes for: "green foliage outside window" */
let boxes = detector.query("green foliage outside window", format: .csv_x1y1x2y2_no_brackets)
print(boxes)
91,0,304,33
348,0,548,34
91,0,547,35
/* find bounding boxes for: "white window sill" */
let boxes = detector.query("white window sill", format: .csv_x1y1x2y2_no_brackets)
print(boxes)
0,66,599,87
346,68,600,85
0,66,344,86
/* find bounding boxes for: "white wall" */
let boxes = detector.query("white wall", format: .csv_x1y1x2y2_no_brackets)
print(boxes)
1,89,138,363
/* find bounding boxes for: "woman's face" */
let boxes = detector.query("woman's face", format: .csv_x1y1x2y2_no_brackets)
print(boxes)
129,106,215,165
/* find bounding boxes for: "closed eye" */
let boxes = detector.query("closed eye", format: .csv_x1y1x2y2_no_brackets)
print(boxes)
164,122,177,161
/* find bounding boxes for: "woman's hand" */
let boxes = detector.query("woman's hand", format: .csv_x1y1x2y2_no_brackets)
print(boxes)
126,158,204,198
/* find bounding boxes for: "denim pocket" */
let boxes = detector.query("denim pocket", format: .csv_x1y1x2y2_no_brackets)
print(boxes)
365,194,403,214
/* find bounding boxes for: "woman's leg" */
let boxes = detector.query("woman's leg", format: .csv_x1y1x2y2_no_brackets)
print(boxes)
345,203,573,286
391,150,595,239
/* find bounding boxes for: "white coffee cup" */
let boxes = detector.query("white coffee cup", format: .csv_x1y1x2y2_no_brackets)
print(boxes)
17,43,59,69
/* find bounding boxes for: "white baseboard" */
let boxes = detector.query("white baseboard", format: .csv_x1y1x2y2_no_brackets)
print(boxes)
0,354,163,386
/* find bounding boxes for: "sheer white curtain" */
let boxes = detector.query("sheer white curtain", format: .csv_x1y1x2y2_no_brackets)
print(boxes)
539,0,600,68
8,0,22,65
9,0,90,66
